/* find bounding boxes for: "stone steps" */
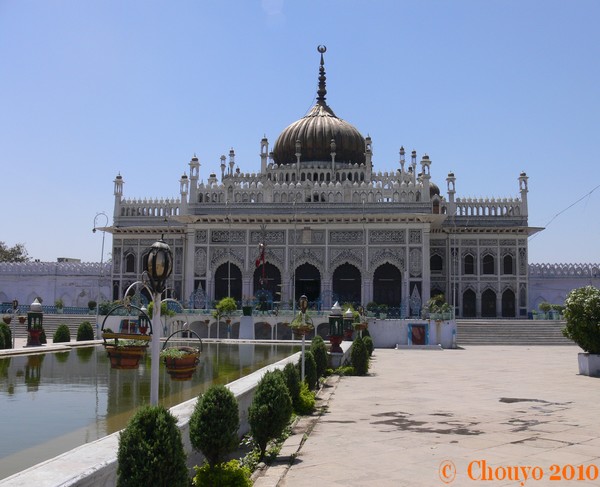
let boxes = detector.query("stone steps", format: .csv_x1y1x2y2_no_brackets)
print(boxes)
456,319,574,346
8,314,95,340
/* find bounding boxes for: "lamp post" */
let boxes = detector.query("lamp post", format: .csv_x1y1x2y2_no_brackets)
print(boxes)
299,294,308,382
11,299,18,348
144,238,174,405
93,212,109,339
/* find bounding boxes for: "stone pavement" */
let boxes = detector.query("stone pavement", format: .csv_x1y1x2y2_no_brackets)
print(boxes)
255,346,600,487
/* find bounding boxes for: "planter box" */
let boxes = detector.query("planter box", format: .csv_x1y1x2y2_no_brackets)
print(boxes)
578,353,600,377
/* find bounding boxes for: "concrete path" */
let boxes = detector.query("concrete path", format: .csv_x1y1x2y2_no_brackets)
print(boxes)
256,346,600,487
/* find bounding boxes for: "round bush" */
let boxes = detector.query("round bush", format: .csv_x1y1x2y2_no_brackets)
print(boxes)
283,362,301,410
310,335,328,378
363,336,374,357
563,286,600,354
77,321,95,341
299,350,318,390
0,323,11,349
189,385,240,466
192,460,251,487
53,324,71,343
351,336,369,376
117,405,188,487
248,369,292,458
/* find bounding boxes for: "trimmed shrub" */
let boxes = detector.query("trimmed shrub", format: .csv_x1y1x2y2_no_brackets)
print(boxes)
363,336,374,357
283,362,301,410
299,350,318,390
310,335,328,378
77,321,95,341
189,385,240,467
40,328,47,344
351,336,369,376
53,324,71,343
0,323,11,349
248,369,292,458
295,382,316,415
192,460,251,487
117,405,188,487
563,286,600,354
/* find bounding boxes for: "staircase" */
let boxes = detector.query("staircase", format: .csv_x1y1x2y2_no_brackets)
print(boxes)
10,314,95,341
456,319,575,346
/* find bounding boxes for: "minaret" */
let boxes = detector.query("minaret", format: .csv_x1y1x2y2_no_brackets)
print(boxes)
260,136,269,173
411,150,417,184
228,148,235,176
420,154,431,201
113,173,123,217
189,154,199,203
399,146,405,173
519,171,528,216
365,136,373,180
220,155,226,180
179,173,189,214
446,171,456,215
295,139,301,180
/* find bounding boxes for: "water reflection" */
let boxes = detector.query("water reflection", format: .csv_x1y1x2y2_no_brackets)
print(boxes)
0,342,298,480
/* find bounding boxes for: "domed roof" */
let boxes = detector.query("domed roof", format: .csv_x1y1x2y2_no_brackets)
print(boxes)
272,46,365,166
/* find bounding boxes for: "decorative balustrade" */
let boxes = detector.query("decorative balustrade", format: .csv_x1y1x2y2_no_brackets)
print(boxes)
453,197,523,217
118,197,181,217
529,263,600,278
0,261,110,276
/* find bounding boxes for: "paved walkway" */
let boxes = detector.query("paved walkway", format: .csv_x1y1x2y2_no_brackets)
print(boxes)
256,345,600,487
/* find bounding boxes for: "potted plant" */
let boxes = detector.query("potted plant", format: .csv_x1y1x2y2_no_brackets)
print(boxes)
562,286,600,377
161,346,201,381
538,301,552,320
378,303,388,319
55,298,64,314
242,296,253,316
87,300,97,314
289,313,314,338
103,338,149,369
2,315,11,325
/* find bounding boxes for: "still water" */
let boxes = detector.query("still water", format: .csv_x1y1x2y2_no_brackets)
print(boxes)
0,342,299,480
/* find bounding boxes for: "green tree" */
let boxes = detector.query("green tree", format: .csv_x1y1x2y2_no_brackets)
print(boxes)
248,369,292,458
351,336,369,376
189,385,240,467
563,286,600,354
0,242,29,262
117,405,189,487
310,335,328,379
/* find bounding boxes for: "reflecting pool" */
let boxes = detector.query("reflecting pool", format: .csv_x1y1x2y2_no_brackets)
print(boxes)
0,342,299,480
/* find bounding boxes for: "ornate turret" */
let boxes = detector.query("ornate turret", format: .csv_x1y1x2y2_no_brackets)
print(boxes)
271,46,366,166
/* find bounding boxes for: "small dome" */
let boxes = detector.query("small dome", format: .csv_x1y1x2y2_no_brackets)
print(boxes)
430,182,441,197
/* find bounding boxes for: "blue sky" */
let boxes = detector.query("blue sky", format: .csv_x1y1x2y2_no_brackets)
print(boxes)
1,0,598,264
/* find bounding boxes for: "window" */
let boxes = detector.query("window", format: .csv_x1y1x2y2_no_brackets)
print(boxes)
430,254,443,272
464,254,475,275
125,253,136,274
482,254,495,275
503,255,514,275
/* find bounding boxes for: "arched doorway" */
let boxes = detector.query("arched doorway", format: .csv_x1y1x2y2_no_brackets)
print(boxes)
462,289,476,317
502,289,516,317
294,263,321,303
332,263,361,305
253,262,282,298
373,263,402,307
481,289,497,317
214,262,242,302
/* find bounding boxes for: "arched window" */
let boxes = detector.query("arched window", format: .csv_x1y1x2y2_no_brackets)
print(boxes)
430,254,443,273
125,253,136,274
503,255,514,275
483,254,495,275
464,254,475,275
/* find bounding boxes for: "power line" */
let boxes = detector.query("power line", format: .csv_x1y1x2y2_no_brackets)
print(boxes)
530,184,600,241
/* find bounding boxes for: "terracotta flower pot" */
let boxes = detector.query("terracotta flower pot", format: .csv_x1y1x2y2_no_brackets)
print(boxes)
163,348,200,381
105,345,147,369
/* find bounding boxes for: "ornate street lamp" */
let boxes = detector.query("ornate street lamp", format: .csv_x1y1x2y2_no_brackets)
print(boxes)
328,303,345,353
144,238,173,405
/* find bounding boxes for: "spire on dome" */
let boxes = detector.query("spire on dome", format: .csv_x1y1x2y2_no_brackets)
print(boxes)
316,45,327,106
